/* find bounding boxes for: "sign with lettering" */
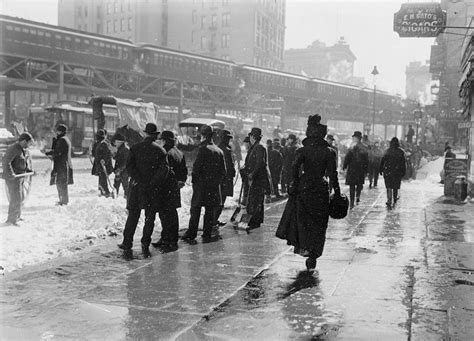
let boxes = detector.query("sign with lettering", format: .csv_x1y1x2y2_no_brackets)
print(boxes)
458,122,472,129
443,158,468,196
394,3,446,38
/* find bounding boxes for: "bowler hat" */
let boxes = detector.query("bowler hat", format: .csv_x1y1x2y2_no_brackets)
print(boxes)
113,133,126,141
159,130,176,141
249,127,262,138
96,129,106,138
143,123,159,135
220,129,233,139
352,131,362,139
56,124,67,133
200,124,213,137
326,134,334,141
288,134,297,141
18,132,33,142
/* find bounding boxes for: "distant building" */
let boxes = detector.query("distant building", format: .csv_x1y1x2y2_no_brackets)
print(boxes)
405,61,432,104
58,0,285,70
284,37,356,83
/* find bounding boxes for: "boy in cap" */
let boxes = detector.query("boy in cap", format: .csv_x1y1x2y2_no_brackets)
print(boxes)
112,133,130,198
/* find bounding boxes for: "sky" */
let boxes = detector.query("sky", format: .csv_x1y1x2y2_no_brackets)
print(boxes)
1,0,436,96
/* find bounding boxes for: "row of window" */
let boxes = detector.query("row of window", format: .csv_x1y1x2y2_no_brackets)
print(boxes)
146,51,233,78
249,71,307,90
106,18,132,34
106,0,132,15
193,12,231,28
4,24,130,60
193,0,230,7
192,33,230,49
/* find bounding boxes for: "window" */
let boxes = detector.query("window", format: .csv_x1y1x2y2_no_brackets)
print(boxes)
96,23,101,33
121,18,125,31
78,24,82,30
201,16,206,29
114,20,118,32
191,31,195,43
211,14,217,27
114,0,118,13
222,13,230,27
107,3,112,14
84,24,88,31
128,17,132,30
107,20,112,33
97,5,101,18
84,6,88,17
221,34,230,48
192,10,197,24
201,36,207,49
222,0,229,5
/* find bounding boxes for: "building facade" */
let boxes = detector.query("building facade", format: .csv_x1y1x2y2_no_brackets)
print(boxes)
283,37,357,84
58,0,286,70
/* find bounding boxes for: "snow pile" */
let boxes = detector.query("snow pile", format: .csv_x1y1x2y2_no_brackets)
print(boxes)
415,156,444,183
0,167,239,273
0,128,14,139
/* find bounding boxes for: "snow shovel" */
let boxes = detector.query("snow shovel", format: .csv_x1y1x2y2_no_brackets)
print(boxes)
230,180,253,229
101,162,116,199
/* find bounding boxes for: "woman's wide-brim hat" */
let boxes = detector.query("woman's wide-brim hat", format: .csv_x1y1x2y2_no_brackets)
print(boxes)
143,123,159,135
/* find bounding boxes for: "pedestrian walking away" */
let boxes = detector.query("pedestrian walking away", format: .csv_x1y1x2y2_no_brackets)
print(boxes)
342,131,369,209
282,133,298,194
268,138,283,198
181,125,226,243
118,123,169,258
112,133,130,198
276,114,340,271
368,141,383,189
216,129,236,227
2,132,34,226
379,137,406,208
240,127,269,230
151,130,188,252
46,124,73,205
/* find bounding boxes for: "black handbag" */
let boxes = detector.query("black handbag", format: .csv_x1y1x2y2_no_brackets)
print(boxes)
329,193,349,219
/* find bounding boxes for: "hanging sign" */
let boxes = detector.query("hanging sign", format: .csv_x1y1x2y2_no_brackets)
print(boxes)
393,3,447,37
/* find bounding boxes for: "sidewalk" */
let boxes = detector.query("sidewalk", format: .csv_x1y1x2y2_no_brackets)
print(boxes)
1,180,473,340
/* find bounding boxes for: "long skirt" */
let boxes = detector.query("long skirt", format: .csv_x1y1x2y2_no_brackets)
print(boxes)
276,183,330,258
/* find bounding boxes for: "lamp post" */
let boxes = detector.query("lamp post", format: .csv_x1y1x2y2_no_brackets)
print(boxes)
371,66,379,138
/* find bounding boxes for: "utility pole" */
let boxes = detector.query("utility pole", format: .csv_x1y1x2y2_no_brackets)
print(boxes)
371,66,379,138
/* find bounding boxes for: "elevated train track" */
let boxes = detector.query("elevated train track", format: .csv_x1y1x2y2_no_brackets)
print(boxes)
1,14,408,132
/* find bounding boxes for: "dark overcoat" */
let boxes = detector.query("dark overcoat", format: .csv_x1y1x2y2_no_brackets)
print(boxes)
51,134,73,185
114,143,130,175
218,142,236,197
163,144,188,209
241,143,268,216
379,147,406,189
282,143,298,185
92,140,113,176
126,137,169,212
268,148,283,183
343,143,369,185
2,142,32,180
191,140,226,207
276,137,339,257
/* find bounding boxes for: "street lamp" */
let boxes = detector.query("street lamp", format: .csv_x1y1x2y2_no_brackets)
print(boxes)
371,66,379,138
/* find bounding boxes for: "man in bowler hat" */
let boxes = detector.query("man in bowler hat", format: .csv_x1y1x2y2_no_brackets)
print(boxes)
118,123,169,258
182,125,226,242
343,131,369,208
151,130,188,252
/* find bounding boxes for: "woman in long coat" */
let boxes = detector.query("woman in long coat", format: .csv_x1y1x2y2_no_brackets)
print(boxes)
379,137,406,208
276,115,340,270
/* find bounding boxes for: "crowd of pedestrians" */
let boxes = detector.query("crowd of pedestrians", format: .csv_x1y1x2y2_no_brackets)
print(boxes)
2,115,431,270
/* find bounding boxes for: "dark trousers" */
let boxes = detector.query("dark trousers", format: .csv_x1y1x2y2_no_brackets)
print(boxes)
159,207,179,245
56,182,69,205
216,195,227,222
187,205,219,238
6,178,23,223
114,172,129,198
368,167,379,187
349,184,363,205
122,209,156,249
271,176,281,196
98,173,110,196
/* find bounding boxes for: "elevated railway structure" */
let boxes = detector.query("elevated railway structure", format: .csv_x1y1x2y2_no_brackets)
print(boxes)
1,15,411,134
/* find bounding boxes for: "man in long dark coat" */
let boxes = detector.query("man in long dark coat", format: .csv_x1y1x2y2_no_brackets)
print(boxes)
182,125,226,242
112,133,130,198
380,137,406,208
343,131,369,209
92,129,113,197
282,133,298,194
151,130,188,252
46,124,73,205
368,141,383,189
118,123,169,258
240,127,268,229
2,133,34,225
268,138,283,198
216,129,236,226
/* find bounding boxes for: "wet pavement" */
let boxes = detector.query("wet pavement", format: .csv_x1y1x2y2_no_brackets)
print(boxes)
1,181,473,340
